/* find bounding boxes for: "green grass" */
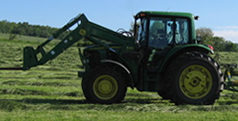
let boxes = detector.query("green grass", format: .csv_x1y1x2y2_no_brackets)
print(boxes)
1,33,238,120
1,110,238,121
214,51,238,64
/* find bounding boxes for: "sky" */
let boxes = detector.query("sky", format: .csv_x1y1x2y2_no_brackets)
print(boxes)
1,0,238,43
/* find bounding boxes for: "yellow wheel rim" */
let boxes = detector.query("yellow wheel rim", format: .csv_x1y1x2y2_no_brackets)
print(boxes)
93,75,118,100
179,65,213,99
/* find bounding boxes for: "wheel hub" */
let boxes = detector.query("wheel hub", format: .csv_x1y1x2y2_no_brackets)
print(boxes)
93,75,118,100
98,80,113,94
179,65,213,99
189,77,201,87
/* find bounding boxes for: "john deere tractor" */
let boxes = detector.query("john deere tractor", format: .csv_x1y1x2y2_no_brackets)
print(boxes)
22,11,223,105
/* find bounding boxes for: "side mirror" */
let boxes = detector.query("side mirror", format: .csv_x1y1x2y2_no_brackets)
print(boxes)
194,16,199,20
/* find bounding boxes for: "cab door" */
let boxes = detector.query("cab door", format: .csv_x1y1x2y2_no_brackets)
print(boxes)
138,17,190,91
146,17,190,71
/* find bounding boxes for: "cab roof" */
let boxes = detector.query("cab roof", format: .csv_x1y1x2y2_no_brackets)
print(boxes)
135,11,194,19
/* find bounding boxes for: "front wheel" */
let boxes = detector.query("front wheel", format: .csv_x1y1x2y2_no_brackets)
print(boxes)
167,52,222,105
82,66,127,104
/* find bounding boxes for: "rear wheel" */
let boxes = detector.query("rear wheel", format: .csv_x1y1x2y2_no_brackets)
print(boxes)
167,52,222,105
179,65,213,99
82,66,127,104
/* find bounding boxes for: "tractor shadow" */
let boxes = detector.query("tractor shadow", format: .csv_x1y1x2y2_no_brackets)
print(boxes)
218,100,238,105
124,98,170,104
20,98,167,105
0,91,172,111
0,98,169,106
0,98,166,105
21,98,87,105
0,98,87,105
0,98,87,111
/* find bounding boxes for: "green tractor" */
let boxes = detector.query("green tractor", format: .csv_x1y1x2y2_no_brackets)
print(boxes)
23,11,223,105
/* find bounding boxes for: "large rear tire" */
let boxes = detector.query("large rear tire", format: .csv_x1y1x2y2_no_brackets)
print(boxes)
82,66,127,104
167,52,222,105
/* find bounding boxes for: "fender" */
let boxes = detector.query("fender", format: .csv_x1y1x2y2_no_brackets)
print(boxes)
101,59,131,74
101,59,134,87
159,44,213,73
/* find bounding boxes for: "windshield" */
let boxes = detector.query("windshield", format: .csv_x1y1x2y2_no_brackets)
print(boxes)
148,17,189,49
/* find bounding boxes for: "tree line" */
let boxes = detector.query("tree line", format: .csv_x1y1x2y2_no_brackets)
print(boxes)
196,28,238,52
0,20,58,38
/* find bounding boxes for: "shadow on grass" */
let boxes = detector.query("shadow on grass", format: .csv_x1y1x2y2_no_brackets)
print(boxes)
126,93,155,97
20,98,87,105
125,98,169,104
5,98,238,112
15,98,163,105
0,98,87,111
218,100,238,105
3,97,176,112
2,80,79,87
0,88,83,97
0,97,165,106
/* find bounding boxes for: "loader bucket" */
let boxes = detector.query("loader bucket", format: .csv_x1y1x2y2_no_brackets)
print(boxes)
23,46,38,70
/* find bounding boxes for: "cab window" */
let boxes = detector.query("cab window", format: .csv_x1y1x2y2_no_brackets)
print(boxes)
148,17,189,49
176,18,189,44
136,18,147,47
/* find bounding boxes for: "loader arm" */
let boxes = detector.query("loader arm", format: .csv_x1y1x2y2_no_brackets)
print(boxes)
23,14,134,70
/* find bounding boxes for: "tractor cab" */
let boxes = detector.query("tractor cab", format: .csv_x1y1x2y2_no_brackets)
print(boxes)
133,11,201,91
134,11,196,50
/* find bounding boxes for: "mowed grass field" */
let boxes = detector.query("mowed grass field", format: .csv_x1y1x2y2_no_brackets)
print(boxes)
0,33,238,121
